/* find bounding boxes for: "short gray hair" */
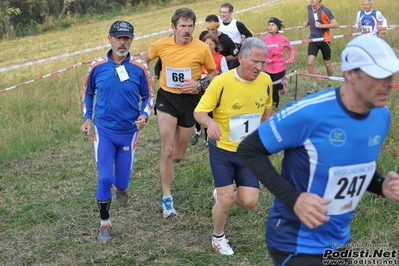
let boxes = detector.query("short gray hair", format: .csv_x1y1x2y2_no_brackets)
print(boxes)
240,37,268,57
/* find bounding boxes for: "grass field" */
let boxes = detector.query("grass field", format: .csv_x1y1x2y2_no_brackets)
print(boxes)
1,0,399,265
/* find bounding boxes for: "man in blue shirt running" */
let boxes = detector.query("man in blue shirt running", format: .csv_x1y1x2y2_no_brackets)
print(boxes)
81,20,153,244
355,0,387,37
238,35,399,265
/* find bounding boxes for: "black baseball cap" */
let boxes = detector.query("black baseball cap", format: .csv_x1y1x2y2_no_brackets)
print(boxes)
109,21,134,38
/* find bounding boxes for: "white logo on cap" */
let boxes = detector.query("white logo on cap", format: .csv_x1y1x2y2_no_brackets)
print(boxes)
113,21,132,32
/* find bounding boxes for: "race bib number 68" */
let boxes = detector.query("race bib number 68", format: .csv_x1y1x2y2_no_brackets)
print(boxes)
165,67,192,88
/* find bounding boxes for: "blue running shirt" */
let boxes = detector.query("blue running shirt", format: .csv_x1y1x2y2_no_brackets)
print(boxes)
257,88,390,254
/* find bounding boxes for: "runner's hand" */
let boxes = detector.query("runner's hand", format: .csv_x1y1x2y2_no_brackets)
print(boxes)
180,79,198,94
135,115,148,130
382,171,399,201
206,120,222,141
81,119,92,135
293,192,331,229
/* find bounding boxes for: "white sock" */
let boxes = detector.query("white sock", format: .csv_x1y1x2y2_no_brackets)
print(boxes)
101,219,111,226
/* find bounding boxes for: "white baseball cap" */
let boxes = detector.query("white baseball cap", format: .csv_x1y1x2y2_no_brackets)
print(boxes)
341,35,399,79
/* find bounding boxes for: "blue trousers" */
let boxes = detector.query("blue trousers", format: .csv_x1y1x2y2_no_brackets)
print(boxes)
94,126,139,201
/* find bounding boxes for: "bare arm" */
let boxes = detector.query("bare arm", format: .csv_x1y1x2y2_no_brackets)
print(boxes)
194,112,222,141
315,18,339,29
205,68,218,80
261,107,272,123
141,52,151,67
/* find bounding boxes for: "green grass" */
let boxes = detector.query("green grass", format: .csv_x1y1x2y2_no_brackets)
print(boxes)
1,0,399,265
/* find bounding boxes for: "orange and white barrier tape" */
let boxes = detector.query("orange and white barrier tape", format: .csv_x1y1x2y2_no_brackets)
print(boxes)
297,72,344,82
0,0,280,74
0,62,90,94
272,71,298,85
277,24,398,32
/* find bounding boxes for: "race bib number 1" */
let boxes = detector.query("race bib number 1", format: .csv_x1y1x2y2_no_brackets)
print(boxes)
229,113,261,141
165,67,191,88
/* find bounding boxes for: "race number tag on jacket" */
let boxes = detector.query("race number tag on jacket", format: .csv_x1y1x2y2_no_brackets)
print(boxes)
361,25,372,33
229,113,261,141
165,67,191,88
323,161,375,215
313,12,319,21
116,65,129,82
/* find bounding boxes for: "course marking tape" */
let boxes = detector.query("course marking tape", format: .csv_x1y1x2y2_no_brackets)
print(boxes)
0,0,279,73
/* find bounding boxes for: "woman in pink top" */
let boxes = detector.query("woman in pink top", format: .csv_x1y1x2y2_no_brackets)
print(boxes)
263,17,295,108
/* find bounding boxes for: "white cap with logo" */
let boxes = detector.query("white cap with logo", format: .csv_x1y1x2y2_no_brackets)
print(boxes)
341,35,399,79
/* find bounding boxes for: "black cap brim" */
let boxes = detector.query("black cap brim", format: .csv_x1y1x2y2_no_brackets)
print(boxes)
110,32,134,38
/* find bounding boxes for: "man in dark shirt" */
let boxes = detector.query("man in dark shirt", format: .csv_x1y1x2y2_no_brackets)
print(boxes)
199,14,239,69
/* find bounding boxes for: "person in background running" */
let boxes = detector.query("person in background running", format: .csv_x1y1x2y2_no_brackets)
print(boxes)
194,37,273,256
303,0,338,93
238,35,399,265
81,20,153,244
191,33,229,147
355,0,387,37
263,17,295,108
219,3,253,52
141,7,218,218
199,14,239,70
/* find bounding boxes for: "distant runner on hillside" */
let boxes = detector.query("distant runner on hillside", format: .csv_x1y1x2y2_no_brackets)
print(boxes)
219,3,253,51
354,0,387,37
303,0,338,93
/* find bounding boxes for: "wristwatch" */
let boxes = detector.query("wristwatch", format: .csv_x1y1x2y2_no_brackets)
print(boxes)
197,77,211,91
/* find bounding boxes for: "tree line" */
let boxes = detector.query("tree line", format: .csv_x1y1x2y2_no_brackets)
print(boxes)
0,0,170,39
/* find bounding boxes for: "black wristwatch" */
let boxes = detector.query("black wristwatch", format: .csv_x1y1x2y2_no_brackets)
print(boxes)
197,77,211,91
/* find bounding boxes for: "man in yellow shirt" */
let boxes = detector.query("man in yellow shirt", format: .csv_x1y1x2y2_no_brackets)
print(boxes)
194,37,272,255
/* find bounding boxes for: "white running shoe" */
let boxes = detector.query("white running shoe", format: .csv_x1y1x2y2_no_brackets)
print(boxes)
162,196,177,217
212,235,234,255
213,189,217,203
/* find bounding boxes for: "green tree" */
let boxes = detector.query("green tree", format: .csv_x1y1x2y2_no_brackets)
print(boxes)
0,0,21,39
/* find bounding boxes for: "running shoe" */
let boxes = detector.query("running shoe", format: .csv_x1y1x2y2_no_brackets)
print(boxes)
212,235,234,255
328,80,341,88
191,134,199,145
162,196,177,217
307,83,319,95
115,187,128,204
213,188,217,203
98,222,112,244
204,140,209,149
279,80,287,95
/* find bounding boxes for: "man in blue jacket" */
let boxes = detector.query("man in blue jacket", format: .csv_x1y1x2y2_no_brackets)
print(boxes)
81,20,153,244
